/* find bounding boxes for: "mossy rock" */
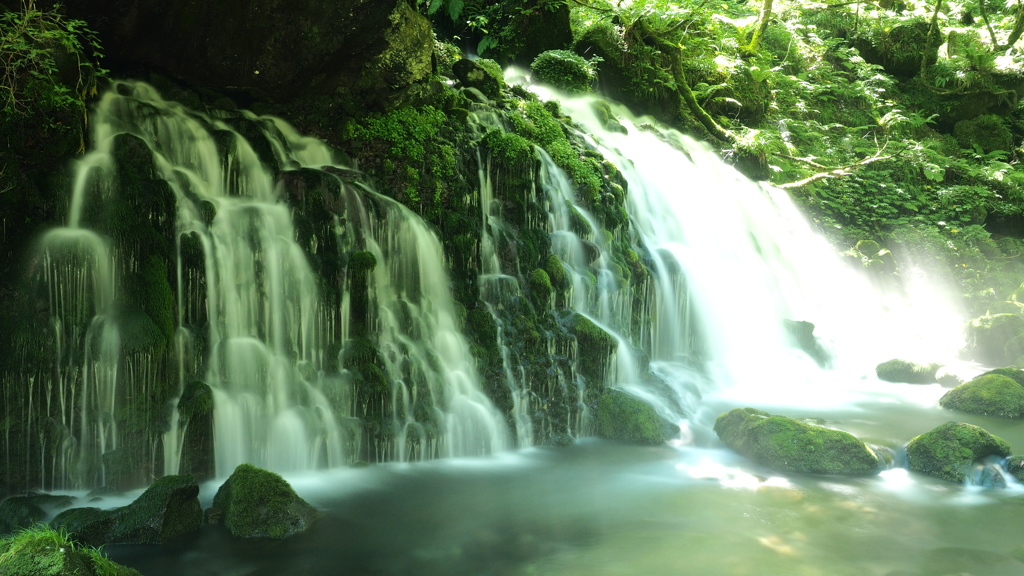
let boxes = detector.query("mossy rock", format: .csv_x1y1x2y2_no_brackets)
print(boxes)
980,366,1024,387
0,526,141,576
854,20,941,77
530,50,597,94
954,114,1013,154
713,408,882,475
596,390,669,444
452,59,505,100
964,314,1024,365
528,268,552,306
209,464,320,539
51,474,202,546
1006,455,1024,483
544,254,568,291
939,374,1024,418
905,421,1012,483
875,358,941,384
0,495,76,535
567,313,615,387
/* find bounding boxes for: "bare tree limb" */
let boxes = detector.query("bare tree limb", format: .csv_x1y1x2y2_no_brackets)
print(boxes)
776,146,906,189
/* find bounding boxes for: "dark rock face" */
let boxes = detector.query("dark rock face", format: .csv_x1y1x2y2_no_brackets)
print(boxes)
905,421,1012,483
209,463,320,539
51,474,202,545
713,407,882,475
53,0,430,103
0,494,76,535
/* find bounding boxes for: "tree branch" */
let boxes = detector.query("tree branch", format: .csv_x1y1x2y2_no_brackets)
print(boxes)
776,146,906,189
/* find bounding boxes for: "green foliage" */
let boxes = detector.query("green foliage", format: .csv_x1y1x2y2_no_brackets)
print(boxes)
0,524,132,576
0,2,105,118
342,105,456,214
530,49,600,93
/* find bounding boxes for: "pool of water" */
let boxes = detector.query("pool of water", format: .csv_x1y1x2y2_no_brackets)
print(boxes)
106,371,1024,576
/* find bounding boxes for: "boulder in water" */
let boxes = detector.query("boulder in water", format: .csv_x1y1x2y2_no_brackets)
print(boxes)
979,366,1024,387
905,421,1012,483
0,494,76,535
964,313,1024,365
875,358,941,384
782,319,831,367
939,374,1024,418
713,408,882,475
208,464,320,539
51,474,202,545
596,390,670,445
1005,455,1024,483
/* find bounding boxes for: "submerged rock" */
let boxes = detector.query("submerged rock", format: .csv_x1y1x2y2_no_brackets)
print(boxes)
939,374,1024,418
0,494,76,535
0,525,141,576
209,464,320,539
905,421,1012,483
596,390,670,445
875,358,940,384
713,408,882,475
51,474,202,545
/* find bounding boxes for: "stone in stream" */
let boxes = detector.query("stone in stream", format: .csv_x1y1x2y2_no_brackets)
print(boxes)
207,464,321,539
905,421,1012,484
874,358,941,384
713,407,883,475
939,373,1024,418
50,474,202,545
0,494,76,535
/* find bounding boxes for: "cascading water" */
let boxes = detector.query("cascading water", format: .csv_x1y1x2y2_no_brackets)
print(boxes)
5,81,512,488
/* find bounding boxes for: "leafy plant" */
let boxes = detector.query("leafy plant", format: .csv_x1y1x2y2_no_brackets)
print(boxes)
0,1,105,118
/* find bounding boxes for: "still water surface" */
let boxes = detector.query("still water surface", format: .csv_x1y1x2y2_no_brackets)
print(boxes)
108,374,1024,576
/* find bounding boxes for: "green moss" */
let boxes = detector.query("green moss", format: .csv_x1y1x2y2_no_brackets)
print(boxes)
480,129,534,165
954,114,1012,153
0,525,139,576
905,421,1012,483
528,268,552,306
875,358,940,384
980,367,1024,387
544,254,567,291
567,313,615,390
939,374,1024,418
212,463,320,539
714,408,881,475
530,50,598,94
965,314,1024,365
596,390,668,444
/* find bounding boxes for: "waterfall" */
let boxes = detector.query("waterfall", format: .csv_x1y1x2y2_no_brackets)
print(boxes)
7,80,510,488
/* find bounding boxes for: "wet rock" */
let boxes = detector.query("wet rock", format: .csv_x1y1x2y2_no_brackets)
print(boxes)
782,319,832,367
964,313,1024,365
905,421,1012,483
875,358,940,384
51,474,202,545
208,464,320,539
596,390,670,445
0,494,76,535
713,407,882,475
939,374,1024,418
980,366,1024,387
452,59,506,100
1006,455,1024,483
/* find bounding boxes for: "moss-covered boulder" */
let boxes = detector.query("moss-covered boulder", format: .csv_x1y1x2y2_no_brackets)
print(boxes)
0,526,141,576
905,421,1012,483
0,495,76,535
452,58,506,100
854,20,941,78
596,390,669,444
964,313,1024,365
530,50,598,93
1006,455,1024,483
209,464,320,539
954,114,1013,154
713,408,882,475
51,474,202,545
875,358,941,384
980,366,1024,387
939,374,1024,418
